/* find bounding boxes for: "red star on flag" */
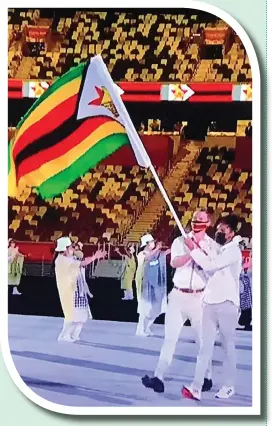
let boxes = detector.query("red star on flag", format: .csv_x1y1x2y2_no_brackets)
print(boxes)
171,85,188,100
89,86,105,106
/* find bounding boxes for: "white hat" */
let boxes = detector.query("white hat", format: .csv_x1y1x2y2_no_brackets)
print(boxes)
233,235,243,245
140,234,154,248
55,237,72,252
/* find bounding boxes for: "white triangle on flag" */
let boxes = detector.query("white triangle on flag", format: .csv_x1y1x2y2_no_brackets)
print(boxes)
168,84,194,101
77,58,124,124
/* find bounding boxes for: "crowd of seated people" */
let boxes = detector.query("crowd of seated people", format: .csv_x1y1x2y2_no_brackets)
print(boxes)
8,9,251,82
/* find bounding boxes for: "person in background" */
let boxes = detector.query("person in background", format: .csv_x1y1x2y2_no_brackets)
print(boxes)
54,237,106,343
245,121,252,137
180,122,188,141
73,242,84,260
142,210,217,393
74,240,94,300
237,255,252,331
173,121,182,133
207,121,217,133
139,121,145,132
150,119,160,132
115,244,136,300
8,239,26,296
182,215,242,401
135,234,170,336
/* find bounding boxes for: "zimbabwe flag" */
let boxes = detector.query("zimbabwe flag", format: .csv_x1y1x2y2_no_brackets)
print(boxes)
8,57,133,199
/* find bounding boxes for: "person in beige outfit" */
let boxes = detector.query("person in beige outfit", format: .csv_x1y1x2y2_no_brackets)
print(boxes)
54,237,106,342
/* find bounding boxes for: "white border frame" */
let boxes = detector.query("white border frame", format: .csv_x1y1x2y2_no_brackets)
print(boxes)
1,0,261,416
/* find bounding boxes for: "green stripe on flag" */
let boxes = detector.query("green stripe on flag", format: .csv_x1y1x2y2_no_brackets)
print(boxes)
8,142,12,174
37,132,130,199
16,62,86,130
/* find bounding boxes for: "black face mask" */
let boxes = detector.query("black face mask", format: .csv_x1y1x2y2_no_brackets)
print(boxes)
215,231,227,245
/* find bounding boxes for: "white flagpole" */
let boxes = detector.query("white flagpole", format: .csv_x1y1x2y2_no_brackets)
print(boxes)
149,164,187,238
93,55,187,238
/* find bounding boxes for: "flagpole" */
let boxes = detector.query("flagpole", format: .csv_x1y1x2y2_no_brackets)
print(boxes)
148,164,187,238
93,55,187,238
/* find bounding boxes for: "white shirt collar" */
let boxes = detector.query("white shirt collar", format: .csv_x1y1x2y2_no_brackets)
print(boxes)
188,231,211,242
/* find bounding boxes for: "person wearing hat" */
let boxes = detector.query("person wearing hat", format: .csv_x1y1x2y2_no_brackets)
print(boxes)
8,239,26,296
142,209,217,393
135,234,170,336
54,236,106,342
182,214,242,401
115,243,136,300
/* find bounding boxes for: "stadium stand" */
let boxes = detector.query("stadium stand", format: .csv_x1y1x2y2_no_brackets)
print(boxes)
8,9,252,260
155,146,252,246
8,139,252,249
8,9,251,82
8,164,164,244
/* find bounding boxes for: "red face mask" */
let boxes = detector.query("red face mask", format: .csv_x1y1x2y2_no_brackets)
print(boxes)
191,221,209,233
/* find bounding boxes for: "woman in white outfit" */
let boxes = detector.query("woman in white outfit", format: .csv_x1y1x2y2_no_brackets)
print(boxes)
135,234,170,336
8,239,26,295
54,237,106,342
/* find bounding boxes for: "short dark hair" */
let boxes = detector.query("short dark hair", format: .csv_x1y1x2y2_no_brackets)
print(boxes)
219,214,239,232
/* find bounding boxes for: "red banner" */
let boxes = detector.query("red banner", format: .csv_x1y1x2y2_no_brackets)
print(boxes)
8,79,251,103
26,25,49,40
204,28,227,45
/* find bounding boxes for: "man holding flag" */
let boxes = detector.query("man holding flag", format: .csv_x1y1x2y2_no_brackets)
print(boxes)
142,209,218,393
182,214,242,401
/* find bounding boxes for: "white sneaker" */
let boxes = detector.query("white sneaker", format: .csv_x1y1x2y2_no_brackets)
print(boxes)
182,385,201,401
13,287,21,296
135,330,149,337
215,386,235,399
58,335,75,343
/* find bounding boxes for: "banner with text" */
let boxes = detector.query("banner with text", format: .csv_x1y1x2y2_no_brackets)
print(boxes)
25,25,49,40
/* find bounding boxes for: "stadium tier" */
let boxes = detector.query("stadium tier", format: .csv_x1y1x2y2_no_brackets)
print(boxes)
8,8,252,262
8,136,252,251
155,145,252,247
8,164,162,244
8,9,251,82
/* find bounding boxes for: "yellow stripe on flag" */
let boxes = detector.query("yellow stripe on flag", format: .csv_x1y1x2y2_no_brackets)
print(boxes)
14,77,82,143
18,121,126,189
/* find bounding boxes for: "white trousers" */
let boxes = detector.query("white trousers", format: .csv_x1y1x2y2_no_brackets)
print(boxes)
136,314,157,334
58,320,84,340
192,301,238,390
155,289,212,380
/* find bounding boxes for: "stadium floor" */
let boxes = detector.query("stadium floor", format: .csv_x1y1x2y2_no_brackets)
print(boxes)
8,315,252,408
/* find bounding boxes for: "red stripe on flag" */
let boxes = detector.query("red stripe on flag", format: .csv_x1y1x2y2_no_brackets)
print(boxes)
190,83,233,93
189,95,233,102
8,80,23,89
13,94,78,158
16,116,116,180
8,91,23,99
122,94,161,102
